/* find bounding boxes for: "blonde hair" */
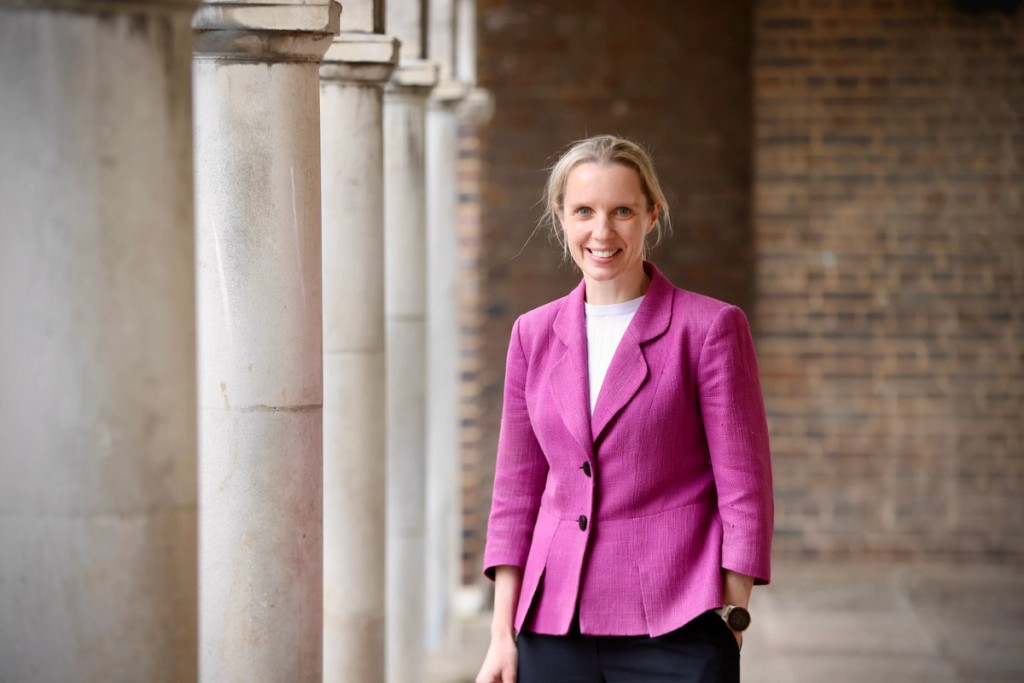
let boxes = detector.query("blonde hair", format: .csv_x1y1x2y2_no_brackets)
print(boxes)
541,135,671,260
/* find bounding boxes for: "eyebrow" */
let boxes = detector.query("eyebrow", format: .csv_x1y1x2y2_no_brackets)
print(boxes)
565,198,643,209
565,197,644,208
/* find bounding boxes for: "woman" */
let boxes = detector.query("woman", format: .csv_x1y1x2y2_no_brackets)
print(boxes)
476,135,773,683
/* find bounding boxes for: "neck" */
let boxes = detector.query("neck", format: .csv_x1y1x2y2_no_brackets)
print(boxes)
584,269,650,305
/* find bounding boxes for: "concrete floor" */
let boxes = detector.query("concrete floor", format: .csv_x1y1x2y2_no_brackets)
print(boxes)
427,560,1024,683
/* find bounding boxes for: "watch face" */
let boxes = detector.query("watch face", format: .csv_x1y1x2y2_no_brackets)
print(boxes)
727,606,752,631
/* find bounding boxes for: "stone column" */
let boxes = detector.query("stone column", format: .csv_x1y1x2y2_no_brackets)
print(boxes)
455,0,477,85
192,3,338,681
384,58,439,683
425,78,469,653
0,1,198,681
320,27,399,683
424,0,478,655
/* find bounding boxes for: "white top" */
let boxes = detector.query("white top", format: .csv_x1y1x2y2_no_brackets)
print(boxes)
585,295,645,414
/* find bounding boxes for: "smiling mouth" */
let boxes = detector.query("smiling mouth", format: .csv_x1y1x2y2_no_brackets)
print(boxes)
588,248,620,258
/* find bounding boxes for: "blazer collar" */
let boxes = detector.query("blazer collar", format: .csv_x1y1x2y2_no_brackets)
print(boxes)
550,262,675,453
550,278,592,459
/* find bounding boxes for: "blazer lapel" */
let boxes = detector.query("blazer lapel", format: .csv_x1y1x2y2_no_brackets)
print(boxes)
591,263,674,441
551,280,594,460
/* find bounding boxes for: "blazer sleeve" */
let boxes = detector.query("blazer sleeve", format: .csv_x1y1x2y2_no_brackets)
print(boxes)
482,318,549,580
697,305,774,585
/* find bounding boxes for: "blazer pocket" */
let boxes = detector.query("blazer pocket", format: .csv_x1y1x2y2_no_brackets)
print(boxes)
636,501,723,635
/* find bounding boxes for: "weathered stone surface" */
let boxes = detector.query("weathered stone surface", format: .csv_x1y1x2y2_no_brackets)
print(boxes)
320,26,395,682
0,2,199,681
384,58,438,683
193,3,332,680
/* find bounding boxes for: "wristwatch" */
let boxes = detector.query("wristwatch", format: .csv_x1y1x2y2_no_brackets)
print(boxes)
717,604,752,632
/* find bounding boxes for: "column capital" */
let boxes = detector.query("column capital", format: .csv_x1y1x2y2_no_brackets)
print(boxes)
429,79,470,106
387,59,440,94
320,32,399,85
193,0,341,62
456,87,495,124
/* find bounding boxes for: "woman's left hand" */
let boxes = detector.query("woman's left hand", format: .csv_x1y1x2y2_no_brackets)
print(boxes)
722,569,753,651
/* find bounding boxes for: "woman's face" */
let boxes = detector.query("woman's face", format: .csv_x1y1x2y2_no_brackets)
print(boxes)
558,162,658,300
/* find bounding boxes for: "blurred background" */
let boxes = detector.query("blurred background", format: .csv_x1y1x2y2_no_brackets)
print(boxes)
446,1,1024,680
459,0,1023,587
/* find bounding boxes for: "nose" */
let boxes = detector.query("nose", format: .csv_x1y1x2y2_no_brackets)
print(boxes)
593,213,612,239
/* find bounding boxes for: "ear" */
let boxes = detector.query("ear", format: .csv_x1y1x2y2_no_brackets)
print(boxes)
646,205,660,234
554,202,566,227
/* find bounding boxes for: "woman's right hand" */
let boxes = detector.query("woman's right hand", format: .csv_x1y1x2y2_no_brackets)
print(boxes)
477,566,523,682
475,632,518,683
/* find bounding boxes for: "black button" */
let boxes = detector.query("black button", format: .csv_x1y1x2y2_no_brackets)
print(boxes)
578,515,588,531
582,462,592,477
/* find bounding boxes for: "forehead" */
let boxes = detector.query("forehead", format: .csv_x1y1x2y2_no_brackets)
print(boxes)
564,162,645,203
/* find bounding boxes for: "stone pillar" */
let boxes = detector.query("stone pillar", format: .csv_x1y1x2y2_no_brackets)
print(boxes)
425,74,470,655
425,0,480,655
384,58,439,683
320,28,399,683
192,2,338,681
0,1,199,681
455,0,477,85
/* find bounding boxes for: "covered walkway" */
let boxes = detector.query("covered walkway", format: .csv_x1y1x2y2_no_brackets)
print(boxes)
2,1,1022,681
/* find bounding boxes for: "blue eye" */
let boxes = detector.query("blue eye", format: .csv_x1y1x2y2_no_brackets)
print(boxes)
576,207,592,217
615,207,633,217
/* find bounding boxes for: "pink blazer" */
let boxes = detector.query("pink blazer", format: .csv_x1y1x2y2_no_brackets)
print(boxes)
483,263,773,637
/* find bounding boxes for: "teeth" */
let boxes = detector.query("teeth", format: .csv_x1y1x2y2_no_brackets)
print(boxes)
591,249,617,258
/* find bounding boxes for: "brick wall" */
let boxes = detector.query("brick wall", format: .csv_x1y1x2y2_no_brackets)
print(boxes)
756,0,1024,558
456,118,490,586
465,0,755,584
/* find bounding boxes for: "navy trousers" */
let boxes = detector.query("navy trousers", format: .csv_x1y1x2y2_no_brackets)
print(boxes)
517,610,740,683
